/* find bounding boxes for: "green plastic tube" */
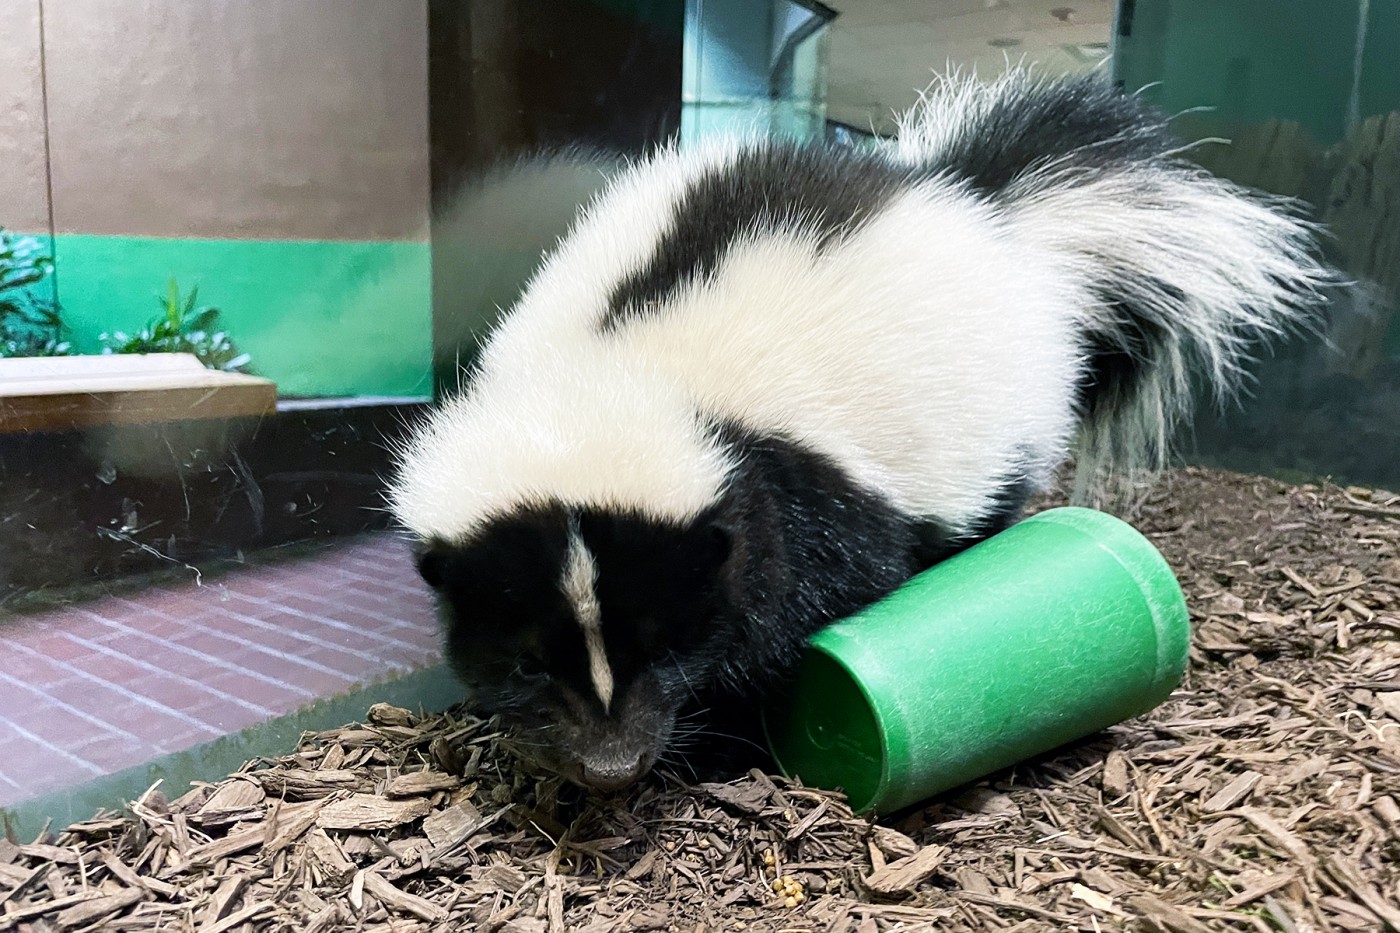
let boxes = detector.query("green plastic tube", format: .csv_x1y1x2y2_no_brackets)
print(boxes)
762,507,1190,814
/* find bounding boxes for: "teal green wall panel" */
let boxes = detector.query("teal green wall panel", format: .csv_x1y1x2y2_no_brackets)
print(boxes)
52,235,433,399
1115,0,1360,145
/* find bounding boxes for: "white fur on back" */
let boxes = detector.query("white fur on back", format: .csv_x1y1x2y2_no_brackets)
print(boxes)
390,344,735,541
613,183,1081,526
392,139,1082,538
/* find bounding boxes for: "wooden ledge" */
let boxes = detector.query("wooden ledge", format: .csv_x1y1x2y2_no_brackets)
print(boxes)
0,353,277,433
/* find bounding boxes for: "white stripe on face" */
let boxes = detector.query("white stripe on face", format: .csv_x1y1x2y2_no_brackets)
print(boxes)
563,527,614,711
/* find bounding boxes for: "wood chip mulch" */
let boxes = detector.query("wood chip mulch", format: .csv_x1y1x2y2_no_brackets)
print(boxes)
2,467,1398,932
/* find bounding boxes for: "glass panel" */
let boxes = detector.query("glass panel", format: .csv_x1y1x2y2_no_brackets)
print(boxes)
824,0,1114,139
429,0,684,386
682,0,834,146
0,0,691,822
37,0,433,401
1116,0,1400,487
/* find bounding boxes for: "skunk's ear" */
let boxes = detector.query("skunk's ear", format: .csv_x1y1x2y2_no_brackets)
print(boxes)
414,542,449,588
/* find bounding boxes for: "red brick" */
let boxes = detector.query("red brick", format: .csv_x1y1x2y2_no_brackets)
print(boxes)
38,612,120,645
217,591,292,618
268,615,377,652
118,588,219,620
149,726,218,757
262,608,428,656
12,629,103,665
88,610,189,641
0,533,460,810
63,644,162,686
337,582,434,615
204,670,314,714
66,685,218,743
74,631,230,684
267,592,345,617
109,671,217,713
221,575,289,599
273,600,407,639
169,621,358,685
2,646,81,692
219,606,371,656
380,624,445,652
183,697,263,734
243,662,350,699
342,576,423,602
46,677,141,717
0,738,103,806
97,624,259,683
71,733,154,772
0,689,126,751
173,609,280,646
253,564,345,590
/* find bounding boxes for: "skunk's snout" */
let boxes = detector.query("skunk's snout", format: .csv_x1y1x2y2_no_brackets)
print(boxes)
576,750,655,792
551,669,676,792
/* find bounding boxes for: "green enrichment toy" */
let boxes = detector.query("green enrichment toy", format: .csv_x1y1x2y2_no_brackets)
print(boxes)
762,506,1190,814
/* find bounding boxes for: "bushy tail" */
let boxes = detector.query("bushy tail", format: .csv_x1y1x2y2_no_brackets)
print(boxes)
896,67,1336,499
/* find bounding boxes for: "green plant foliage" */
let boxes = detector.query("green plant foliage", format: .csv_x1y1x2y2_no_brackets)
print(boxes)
0,227,53,291
100,279,252,372
0,227,70,358
0,292,71,358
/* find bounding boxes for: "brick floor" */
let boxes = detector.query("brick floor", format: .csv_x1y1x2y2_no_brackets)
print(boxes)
0,534,442,808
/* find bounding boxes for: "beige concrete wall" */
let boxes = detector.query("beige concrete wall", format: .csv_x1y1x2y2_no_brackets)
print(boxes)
39,0,429,241
0,0,52,234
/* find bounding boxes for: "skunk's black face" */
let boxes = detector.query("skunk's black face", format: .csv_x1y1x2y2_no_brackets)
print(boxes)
415,504,733,791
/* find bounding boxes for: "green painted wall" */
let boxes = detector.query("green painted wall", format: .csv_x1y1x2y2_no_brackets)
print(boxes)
1117,1,1399,148
49,235,433,399
1116,0,1358,144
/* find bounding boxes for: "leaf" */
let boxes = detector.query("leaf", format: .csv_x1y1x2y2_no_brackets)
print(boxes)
164,278,181,327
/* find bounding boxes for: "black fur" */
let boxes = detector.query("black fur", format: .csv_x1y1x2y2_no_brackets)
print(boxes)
705,422,927,695
417,501,733,787
418,504,729,712
415,421,961,786
920,72,1177,196
1076,287,1176,425
601,143,911,329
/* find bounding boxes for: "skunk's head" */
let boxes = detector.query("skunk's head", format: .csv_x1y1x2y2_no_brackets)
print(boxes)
388,359,740,790
413,505,733,790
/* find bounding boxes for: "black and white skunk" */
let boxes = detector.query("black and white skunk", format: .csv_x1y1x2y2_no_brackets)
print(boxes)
389,69,1330,791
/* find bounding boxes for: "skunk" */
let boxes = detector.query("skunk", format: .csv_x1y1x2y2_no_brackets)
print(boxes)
389,69,1330,791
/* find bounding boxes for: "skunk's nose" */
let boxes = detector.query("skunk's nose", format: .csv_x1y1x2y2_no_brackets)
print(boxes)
579,754,649,792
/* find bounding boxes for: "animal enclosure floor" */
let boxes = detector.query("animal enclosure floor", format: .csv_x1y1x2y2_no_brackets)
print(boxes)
1,467,1397,932
0,535,440,809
